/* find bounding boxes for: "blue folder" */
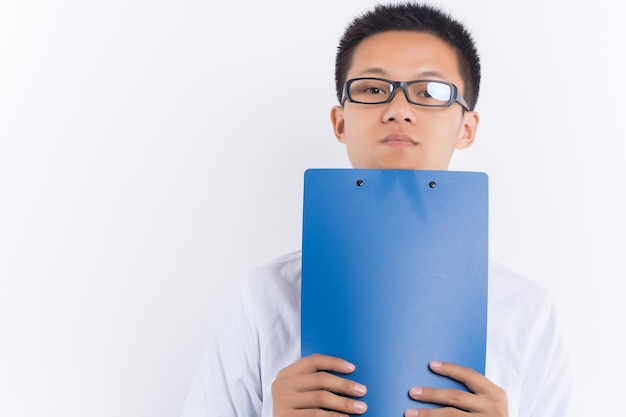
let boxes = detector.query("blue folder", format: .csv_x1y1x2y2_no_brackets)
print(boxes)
300,169,488,415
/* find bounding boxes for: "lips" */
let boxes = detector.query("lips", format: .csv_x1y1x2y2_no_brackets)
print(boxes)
380,133,418,146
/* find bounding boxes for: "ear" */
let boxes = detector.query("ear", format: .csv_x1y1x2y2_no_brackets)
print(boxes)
330,105,346,143
455,110,480,150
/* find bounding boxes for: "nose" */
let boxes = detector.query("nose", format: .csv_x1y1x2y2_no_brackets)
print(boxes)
382,87,416,124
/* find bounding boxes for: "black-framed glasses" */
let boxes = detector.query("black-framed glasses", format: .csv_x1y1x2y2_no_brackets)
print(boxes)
342,77,470,110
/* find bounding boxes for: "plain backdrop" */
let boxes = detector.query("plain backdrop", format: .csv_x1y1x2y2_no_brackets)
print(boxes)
1,0,624,416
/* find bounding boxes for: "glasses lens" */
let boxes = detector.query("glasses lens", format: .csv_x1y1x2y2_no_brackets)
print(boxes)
348,79,393,103
408,81,453,106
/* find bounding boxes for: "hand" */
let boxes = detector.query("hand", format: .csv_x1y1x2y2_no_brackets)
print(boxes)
404,361,508,417
272,353,368,417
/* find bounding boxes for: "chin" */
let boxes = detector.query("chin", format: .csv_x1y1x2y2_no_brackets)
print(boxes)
383,158,450,171
351,155,448,171
374,160,430,170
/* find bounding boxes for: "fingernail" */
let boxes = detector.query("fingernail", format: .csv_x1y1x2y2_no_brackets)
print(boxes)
430,361,442,368
354,401,367,412
405,410,419,417
410,387,422,397
354,382,367,395
344,361,356,371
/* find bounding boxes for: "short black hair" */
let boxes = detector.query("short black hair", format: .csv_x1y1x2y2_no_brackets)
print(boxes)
335,2,481,110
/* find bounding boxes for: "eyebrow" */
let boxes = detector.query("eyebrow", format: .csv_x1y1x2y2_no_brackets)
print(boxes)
356,67,446,80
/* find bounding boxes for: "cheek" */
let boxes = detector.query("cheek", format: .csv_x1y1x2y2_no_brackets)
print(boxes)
342,118,363,144
342,109,378,140
425,115,463,143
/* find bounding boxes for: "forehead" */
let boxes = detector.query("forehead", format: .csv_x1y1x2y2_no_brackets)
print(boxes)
347,31,463,85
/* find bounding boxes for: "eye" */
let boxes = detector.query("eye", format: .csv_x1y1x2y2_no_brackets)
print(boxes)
408,82,452,104
425,82,451,101
347,79,392,102
351,79,391,95
363,86,388,95
412,85,432,98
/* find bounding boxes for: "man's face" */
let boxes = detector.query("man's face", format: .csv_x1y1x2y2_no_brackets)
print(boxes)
331,31,479,170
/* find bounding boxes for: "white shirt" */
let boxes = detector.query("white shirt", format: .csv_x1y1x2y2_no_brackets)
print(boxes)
182,250,573,417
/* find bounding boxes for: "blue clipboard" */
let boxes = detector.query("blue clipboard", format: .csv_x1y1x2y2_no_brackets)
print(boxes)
301,169,488,415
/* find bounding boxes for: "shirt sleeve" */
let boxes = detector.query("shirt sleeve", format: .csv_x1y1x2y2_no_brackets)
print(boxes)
181,275,263,417
521,297,575,417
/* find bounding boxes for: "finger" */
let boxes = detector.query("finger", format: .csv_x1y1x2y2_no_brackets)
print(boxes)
295,390,368,415
408,385,477,411
276,405,357,417
428,361,500,396
273,386,367,417
417,361,507,414
280,353,356,377
279,370,367,397
280,407,359,417
404,407,464,417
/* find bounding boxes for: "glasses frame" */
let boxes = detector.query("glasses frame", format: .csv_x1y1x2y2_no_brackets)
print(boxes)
342,77,470,111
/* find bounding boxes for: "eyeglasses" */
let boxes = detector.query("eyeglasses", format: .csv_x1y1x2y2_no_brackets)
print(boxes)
342,77,469,110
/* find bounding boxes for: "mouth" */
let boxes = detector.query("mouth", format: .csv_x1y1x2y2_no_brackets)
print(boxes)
380,133,418,147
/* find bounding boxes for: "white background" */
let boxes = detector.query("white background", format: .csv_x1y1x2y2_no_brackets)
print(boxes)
1,0,623,416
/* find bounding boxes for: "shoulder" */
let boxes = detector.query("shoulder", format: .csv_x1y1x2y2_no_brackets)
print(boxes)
487,259,562,352
243,249,302,291
488,260,553,313
486,262,574,415
237,250,302,316
246,249,302,279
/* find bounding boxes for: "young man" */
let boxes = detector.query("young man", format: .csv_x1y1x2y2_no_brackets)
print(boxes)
182,3,573,417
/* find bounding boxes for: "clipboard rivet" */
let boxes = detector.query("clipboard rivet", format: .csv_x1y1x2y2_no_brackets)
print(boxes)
429,181,437,188
356,179,364,187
